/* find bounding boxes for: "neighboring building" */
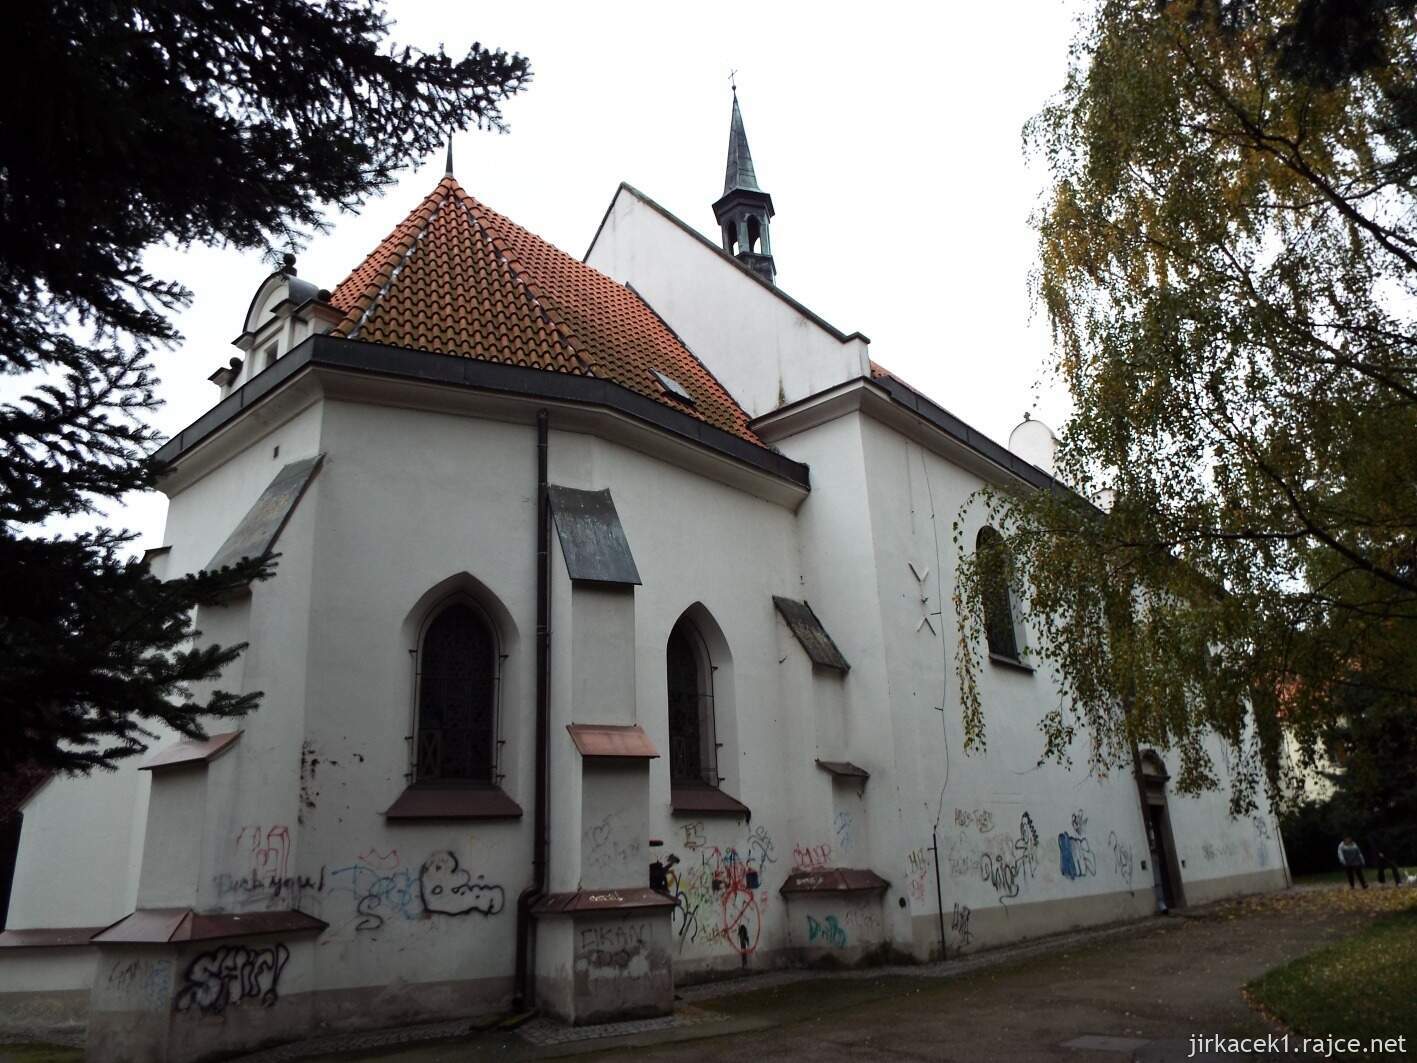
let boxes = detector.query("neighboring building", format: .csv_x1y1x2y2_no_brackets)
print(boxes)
0,94,1288,1062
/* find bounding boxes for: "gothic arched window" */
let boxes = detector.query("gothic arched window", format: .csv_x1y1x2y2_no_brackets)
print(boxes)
666,618,717,785
976,526,1021,662
416,602,497,782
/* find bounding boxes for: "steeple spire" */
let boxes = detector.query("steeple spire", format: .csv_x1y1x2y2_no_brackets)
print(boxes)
444,138,454,177
723,93,760,195
712,87,777,285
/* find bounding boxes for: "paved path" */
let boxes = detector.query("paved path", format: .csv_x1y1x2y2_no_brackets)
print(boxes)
8,884,1406,1063
289,884,1407,1062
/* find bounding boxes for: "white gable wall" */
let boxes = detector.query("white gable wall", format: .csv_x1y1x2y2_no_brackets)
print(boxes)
585,187,870,419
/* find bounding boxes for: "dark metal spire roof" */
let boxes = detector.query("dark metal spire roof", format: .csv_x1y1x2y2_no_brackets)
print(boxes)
723,91,760,195
444,139,454,177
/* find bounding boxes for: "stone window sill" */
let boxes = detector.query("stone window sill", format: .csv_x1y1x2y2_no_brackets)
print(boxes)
384,783,523,820
670,782,750,818
988,652,1035,675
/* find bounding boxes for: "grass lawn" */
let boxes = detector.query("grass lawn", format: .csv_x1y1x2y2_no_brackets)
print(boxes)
1246,899,1417,1052
0,1046,82,1063
1295,867,1415,887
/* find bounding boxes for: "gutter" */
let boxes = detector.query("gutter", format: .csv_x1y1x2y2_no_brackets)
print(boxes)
514,409,552,1008
154,334,808,491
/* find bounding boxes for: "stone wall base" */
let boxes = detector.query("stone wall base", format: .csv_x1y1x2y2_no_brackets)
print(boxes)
1178,867,1288,908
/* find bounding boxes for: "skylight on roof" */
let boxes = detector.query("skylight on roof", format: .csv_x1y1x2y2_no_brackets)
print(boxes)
652,369,695,405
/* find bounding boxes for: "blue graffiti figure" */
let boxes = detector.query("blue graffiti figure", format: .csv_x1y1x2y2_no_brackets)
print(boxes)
1058,833,1095,880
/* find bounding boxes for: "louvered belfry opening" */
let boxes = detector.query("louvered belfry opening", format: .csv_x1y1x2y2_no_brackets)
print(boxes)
666,618,716,786
416,602,496,782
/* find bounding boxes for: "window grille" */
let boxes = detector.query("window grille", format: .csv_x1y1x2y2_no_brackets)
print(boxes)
415,602,497,782
666,619,718,786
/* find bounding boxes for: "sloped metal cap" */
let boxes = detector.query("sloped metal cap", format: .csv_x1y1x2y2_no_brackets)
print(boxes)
773,596,850,672
205,454,323,574
724,93,761,195
567,723,658,759
140,731,242,771
779,868,890,895
547,485,641,585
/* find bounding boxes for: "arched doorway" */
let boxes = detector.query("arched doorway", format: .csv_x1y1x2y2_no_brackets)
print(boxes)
1139,750,1185,911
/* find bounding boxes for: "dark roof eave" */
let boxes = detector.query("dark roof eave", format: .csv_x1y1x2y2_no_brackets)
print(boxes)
757,373,1094,508
871,373,1091,505
154,334,810,491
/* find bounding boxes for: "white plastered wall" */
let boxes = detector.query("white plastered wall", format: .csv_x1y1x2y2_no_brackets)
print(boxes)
585,186,869,419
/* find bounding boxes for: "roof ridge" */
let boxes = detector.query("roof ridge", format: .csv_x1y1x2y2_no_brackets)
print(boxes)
331,179,453,340
471,195,752,438
450,185,598,377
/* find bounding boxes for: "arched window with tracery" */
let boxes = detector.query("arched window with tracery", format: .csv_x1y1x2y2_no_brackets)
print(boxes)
416,601,497,782
976,526,1021,662
666,617,717,786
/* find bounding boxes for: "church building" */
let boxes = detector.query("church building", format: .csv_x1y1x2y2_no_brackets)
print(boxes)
0,93,1288,1063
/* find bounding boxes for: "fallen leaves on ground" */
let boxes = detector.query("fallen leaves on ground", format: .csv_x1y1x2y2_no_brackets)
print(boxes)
1206,882,1415,921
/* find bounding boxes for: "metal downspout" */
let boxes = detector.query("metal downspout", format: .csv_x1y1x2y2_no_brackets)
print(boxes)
514,409,551,1009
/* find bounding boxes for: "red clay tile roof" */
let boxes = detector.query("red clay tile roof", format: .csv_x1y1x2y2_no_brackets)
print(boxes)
329,177,759,444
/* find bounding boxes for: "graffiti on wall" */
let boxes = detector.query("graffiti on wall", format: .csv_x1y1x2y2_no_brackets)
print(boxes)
419,852,505,917
791,842,832,872
805,914,848,949
218,825,323,907
106,957,172,1009
326,849,420,932
951,902,973,947
1108,831,1135,888
833,811,854,855
905,847,930,904
1201,840,1242,862
954,808,994,833
679,821,707,851
577,921,653,977
840,901,882,937
1058,833,1096,880
174,944,289,1014
215,845,505,935
584,811,644,875
1253,816,1272,868
977,812,1040,905
665,825,775,960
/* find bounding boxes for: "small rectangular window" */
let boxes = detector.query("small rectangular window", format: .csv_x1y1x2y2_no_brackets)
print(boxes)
652,369,695,405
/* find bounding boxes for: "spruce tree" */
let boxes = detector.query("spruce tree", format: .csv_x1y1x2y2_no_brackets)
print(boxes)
0,1,530,773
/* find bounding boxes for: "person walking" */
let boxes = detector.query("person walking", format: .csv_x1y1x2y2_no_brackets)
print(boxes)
1338,836,1368,889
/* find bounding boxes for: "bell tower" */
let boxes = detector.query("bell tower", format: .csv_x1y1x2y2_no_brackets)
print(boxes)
712,88,776,285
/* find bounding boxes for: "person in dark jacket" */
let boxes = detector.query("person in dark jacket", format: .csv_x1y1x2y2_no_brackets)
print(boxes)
1338,836,1367,889
1368,836,1404,886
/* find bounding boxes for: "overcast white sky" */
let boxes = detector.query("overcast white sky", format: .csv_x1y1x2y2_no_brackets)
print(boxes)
106,1,1086,550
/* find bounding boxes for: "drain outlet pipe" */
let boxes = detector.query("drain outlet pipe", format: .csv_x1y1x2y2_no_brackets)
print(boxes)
930,827,947,961
514,409,551,1009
